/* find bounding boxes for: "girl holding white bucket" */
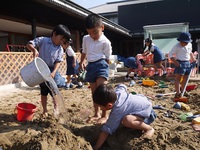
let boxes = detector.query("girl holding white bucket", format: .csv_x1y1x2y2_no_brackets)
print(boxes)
26,24,71,117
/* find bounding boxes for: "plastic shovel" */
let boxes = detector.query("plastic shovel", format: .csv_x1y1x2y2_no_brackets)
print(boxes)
155,92,176,98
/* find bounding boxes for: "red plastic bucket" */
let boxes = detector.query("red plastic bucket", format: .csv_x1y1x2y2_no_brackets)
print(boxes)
16,103,37,122
186,85,197,91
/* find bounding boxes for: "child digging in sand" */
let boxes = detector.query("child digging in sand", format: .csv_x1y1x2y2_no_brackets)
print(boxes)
93,84,156,150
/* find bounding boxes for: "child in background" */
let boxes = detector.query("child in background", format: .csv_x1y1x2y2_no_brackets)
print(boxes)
62,40,83,89
26,24,71,117
79,13,112,124
124,56,144,80
93,84,156,150
143,38,167,76
168,32,196,98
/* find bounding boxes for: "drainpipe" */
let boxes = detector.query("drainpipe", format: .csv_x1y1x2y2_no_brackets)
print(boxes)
31,18,37,39
196,39,200,72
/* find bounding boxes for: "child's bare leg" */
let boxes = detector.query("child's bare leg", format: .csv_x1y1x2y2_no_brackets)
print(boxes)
122,115,154,139
66,75,71,86
86,82,101,123
175,74,182,95
96,77,108,124
41,95,48,116
180,74,188,92
154,63,158,74
158,61,166,73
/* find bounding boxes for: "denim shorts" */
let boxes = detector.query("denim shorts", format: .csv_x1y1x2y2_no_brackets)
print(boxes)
85,59,109,83
174,60,191,75
124,57,138,69
144,109,157,125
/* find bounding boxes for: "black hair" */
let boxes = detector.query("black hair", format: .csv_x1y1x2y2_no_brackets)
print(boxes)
93,84,117,107
51,24,71,42
143,38,152,52
85,13,103,29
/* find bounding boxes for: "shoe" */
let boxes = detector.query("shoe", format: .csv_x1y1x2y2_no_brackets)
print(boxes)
70,83,74,88
76,84,83,88
63,85,70,90
125,76,131,80
72,80,78,85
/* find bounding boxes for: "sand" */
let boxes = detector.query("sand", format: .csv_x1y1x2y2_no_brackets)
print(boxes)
0,75,200,150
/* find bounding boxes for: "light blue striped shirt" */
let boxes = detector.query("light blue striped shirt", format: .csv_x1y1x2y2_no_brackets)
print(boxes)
28,37,64,67
102,84,152,135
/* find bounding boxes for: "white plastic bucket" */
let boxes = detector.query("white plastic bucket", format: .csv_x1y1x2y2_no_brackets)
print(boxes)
20,57,51,87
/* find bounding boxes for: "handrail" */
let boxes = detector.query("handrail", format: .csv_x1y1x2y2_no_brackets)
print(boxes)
4,44,28,52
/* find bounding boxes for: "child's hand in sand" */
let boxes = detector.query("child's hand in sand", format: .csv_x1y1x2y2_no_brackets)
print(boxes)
96,117,108,125
86,115,101,123
141,128,155,139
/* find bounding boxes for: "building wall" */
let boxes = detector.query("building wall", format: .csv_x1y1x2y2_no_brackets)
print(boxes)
119,0,200,33
118,0,200,51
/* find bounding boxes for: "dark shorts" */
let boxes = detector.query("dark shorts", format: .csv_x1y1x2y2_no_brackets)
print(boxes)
66,60,79,75
124,57,138,69
144,109,157,125
174,60,191,75
153,54,164,64
40,82,53,97
85,59,109,83
40,67,65,96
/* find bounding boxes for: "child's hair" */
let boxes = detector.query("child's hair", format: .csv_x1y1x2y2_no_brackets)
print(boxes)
143,38,152,51
52,24,71,42
85,13,103,29
93,84,117,107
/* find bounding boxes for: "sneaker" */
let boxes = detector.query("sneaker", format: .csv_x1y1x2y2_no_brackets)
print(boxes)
63,85,70,90
72,80,78,85
76,84,83,88
125,76,131,80
70,83,74,88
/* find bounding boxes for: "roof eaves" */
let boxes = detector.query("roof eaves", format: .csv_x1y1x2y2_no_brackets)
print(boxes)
44,0,131,37
45,0,88,17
